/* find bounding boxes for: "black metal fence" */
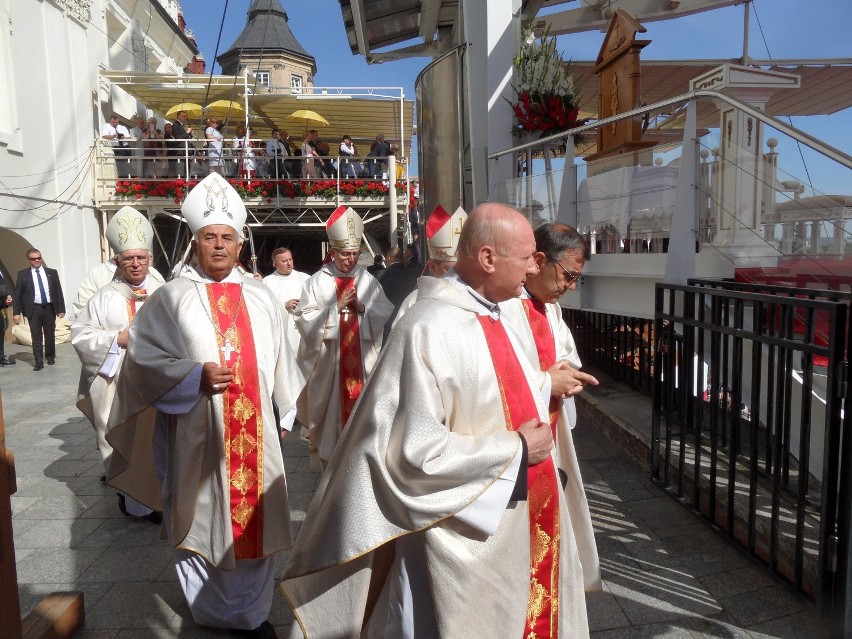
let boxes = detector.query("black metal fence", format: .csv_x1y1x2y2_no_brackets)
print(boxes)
564,309,656,393
652,280,851,635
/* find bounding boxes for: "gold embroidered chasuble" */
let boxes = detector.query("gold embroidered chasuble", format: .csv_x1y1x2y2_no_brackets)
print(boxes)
281,276,589,638
72,279,161,472
106,269,305,569
502,296,602,592
295,263,393,464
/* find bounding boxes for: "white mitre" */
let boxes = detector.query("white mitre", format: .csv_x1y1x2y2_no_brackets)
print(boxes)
426,205,467,262
106,206,154,253
181,172,247,235
326,206,363,250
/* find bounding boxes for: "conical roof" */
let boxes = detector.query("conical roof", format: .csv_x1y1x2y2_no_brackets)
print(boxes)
217,0,315,72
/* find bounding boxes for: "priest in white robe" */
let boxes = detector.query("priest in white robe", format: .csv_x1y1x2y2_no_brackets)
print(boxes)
262,247,310,356
106,173,304,638
501,222,601,592
295,206,393,466
71,255,165,319
282,203,590,638
394,204,467,326
72,206,163,520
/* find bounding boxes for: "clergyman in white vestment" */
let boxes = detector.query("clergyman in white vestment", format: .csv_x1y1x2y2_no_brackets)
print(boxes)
72,206,162,520
501,222,601,592
295,206,393,466
262,247,310,356
281,203,590,638
106,174,304,637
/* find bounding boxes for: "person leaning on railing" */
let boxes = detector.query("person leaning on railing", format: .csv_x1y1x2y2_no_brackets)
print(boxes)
100,113,132,178
339,135,361,179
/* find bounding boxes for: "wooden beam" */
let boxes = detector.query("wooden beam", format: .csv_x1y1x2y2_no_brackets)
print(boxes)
20,592,85,639
0,390,85,639
0,390,23,639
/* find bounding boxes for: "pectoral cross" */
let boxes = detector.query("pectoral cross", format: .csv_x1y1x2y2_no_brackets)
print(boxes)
221,339,238,362
341,307,352,320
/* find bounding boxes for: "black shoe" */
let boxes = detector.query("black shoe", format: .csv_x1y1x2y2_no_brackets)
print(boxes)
117,493,130,516
233,621,276,638
47,357,55,365
146,511,163,525
34,362,44,371
100,473,106,482
0,357,15,366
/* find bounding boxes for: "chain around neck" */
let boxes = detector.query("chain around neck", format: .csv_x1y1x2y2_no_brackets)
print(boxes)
194,281,244,342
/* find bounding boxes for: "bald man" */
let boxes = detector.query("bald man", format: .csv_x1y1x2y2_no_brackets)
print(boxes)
281,203,590,638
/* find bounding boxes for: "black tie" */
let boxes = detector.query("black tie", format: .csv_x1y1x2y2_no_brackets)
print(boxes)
36,269,48,304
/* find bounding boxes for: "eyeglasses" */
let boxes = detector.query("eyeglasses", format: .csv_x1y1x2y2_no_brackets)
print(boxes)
119,255,150,265
552,260,582,283
28,256,42,262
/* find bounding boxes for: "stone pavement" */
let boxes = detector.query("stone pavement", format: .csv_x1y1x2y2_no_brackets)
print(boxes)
3,341,833,638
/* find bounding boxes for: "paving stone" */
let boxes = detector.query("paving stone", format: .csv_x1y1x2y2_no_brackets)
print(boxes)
586,586,631,632
744,609,834,639
13,516,104,549
15,546,105,584
603,564,723,626
12,494,101,519
719,584,808,627
76,545,174,582
82,582,184,629
698,565,778,600
76,516,167,548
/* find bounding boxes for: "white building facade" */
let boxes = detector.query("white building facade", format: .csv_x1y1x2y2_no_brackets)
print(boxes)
0,0,196,309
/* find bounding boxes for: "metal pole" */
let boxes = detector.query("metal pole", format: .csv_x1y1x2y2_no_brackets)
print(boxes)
388,154,398,244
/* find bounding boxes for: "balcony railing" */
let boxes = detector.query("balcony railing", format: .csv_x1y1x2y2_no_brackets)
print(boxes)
94,138,411,210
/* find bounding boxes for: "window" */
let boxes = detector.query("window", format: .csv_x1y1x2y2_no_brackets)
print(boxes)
256,71,270,87
291,74,303,94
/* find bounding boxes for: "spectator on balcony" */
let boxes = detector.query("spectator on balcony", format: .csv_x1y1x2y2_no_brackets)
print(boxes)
205,118,225,175
267,128,292,179
366,133,391,178
300,131,319,179
339,134,361,179
233,124,259,179
163,123,181,177
142,117,166,178
389,145,405,181
129,115,147,178
316,140,336,178
101,114,132,179
171,110,195,169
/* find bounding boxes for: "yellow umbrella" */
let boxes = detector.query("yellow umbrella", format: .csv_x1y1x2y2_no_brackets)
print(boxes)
287,109,329,132
165,102,203,119
204,100,245,118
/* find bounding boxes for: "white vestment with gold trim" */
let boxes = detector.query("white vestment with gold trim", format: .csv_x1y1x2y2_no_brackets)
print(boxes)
281,275,589,638
106,267,304,630
295,263,393,463
502,295,602,592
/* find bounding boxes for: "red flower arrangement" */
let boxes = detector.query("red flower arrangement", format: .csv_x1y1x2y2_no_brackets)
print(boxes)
509,30,583,138
513,91,580,135
113,178,411,203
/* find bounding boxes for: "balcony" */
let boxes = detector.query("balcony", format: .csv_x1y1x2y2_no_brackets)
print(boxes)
93,139,412,240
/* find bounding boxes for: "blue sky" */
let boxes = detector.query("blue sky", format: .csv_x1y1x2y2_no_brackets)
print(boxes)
179,0,851,189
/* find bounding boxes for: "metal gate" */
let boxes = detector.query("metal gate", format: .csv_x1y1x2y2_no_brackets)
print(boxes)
652,279,851,635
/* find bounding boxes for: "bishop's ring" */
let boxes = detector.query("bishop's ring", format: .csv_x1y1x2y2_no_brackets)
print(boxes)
212,383,220,391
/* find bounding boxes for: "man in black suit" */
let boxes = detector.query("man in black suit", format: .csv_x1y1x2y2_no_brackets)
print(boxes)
376,246,420,340
171,110,194,169
366,133,392,178
13,248,66,371
0,270,15,366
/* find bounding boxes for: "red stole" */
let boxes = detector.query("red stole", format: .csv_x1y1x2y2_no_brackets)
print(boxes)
522,297,560,433
476,315,561,639
125,289,147,322
335,276,364,428
205,283,264,560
